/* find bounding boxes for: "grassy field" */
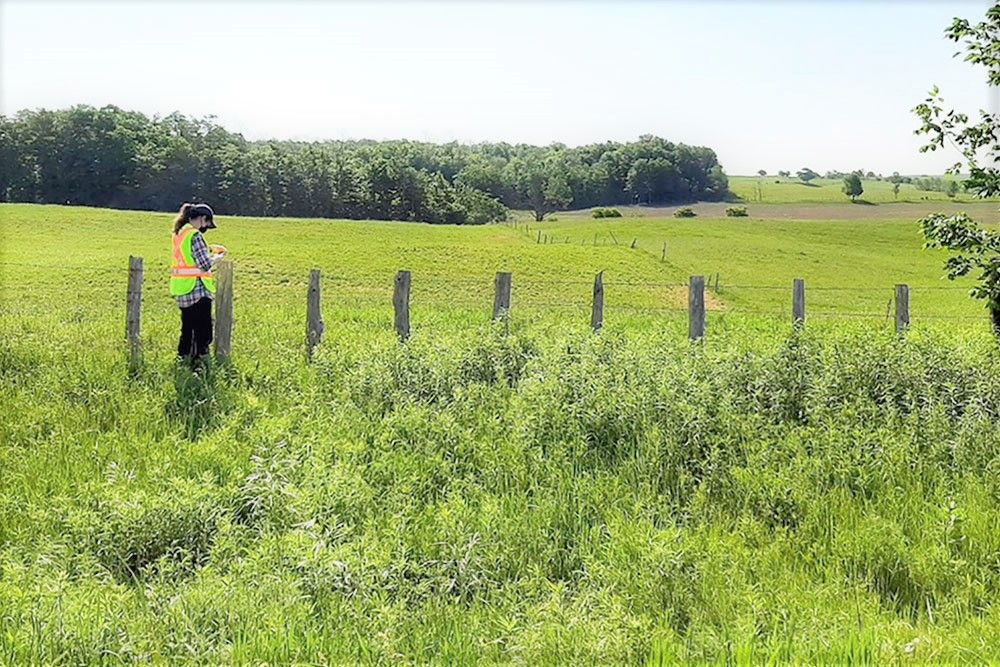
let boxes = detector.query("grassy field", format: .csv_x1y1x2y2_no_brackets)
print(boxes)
3,203,1000,663
538,203,998,324
726,175,988,205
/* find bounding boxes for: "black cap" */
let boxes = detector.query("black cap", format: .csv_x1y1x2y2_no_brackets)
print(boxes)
190,203,216,228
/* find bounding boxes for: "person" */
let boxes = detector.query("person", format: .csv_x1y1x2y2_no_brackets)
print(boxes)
170,202,226,362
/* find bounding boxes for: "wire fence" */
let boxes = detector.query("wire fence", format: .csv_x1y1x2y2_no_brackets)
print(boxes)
0,258,988,326
0,259,977,291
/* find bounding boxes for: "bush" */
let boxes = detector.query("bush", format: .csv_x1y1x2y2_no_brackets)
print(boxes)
726,206,748,217
592,208,622,219
674,207,697,218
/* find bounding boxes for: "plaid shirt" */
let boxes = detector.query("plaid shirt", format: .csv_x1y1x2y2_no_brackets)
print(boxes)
175,230,215,308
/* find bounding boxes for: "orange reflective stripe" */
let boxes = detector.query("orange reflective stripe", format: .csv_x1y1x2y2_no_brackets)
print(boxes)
172,225,209,273
170,224,216,296
172,268,213,277
172,226,197,266
172,232,187,266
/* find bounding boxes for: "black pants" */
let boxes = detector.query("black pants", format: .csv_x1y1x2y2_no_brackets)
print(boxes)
178,297,214,359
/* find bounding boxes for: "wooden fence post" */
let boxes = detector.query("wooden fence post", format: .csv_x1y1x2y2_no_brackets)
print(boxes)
214,260,234,360
537,230,542,244
661,242,667,262
895,284,910,332
125,256,143,365
793,278,805,327
591,271,604,332
306,268,322,359
394,270,411,341
493,272,512,320
689,275,706,341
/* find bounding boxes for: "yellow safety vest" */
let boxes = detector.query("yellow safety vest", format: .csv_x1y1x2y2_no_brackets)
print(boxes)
170,224,216,296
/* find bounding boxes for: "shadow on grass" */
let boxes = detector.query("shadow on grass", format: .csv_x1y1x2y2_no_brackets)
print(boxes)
166,357,235,440
851,199,877,206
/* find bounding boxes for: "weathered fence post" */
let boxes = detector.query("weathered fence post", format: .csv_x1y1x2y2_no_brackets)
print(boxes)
591,271,604,332
125,256,143,365
394,270,411,341
895,284,910,333
214,260,234,360
493,272,512,320
661,242,667,262
537,230,542,244
793,278,805,327
306,268,322,359
689,275,705,341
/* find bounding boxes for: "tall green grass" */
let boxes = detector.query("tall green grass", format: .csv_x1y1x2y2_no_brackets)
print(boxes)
3,203,1000,663
2,314,1000,663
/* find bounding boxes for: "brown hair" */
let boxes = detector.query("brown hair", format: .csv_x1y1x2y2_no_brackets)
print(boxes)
172,202,214,234
173,203,195,234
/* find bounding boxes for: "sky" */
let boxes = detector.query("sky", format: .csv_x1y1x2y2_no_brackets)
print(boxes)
0,0,994,175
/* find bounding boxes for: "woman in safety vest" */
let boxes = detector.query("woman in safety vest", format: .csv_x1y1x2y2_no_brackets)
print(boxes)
170,202,226,362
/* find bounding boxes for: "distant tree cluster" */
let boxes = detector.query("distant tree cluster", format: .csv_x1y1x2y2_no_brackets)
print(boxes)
825,169,881,180
0,105,730,223
768,167,964,199
909,176,962,195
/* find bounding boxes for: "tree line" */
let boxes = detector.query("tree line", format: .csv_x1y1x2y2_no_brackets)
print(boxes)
0,105,729,224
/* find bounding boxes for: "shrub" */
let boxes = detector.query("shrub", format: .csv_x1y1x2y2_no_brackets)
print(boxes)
592,207,623,218
726,206,748,217
674,207,697,218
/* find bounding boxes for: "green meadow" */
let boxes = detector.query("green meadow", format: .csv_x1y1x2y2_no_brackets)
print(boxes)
539,206,998,322
2,202,1000,664
726,175,984,204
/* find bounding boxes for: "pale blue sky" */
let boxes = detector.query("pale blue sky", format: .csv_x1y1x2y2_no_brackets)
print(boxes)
1,0,992,174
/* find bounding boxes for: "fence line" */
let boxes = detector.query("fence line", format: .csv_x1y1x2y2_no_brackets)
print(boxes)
4,257,994,360
1,260,980,292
